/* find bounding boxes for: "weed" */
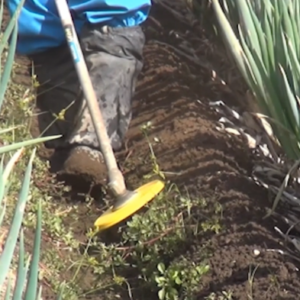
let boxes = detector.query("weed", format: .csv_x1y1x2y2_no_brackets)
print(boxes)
141,121,165,180
156,261,209,300
206,290,233,300
247,265,259,300
83,176,222,299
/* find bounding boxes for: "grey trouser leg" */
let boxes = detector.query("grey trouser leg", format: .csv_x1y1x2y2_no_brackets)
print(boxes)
32,24,145,151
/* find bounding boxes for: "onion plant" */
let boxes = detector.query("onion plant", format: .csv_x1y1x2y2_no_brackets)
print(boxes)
212,0,300,160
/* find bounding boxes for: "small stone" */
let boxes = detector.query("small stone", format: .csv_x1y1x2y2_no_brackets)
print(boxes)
253,249,260,256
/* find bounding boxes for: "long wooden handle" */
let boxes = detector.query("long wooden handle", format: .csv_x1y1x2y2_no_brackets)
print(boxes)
54,0,127,196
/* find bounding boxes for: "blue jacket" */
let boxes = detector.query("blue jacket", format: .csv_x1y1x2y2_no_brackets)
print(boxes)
7,0,151,55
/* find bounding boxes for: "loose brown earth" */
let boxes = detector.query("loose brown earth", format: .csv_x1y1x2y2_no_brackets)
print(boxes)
5,1,300,300
117,4,300,299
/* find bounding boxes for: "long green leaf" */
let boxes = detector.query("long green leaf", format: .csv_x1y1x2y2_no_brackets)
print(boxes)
287,39,300,87
0,203,5,226
0,0,25,55
249,3,269,71
263,7,275,72
0,156,4,224
36,287,43,300
0,0,4,30
211,0,248,79
0,149,36,287
0,148,23,197
280,0,295,49
0,22,18,110
0,0,4,79
12,230,30,300
0,126,20,134
0,135,61,154
4,278,12,300
24,201,42,300
0,0,26,109
236,0,261,58
280,65,300,139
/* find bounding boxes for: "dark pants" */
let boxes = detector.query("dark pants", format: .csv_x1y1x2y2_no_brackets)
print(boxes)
31,24,145,151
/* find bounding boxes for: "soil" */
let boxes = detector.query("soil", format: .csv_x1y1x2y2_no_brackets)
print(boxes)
116,4,300,299
4,1,300,300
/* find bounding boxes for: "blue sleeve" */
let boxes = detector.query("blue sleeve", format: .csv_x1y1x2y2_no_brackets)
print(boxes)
70,0,151,26
6,0,151,55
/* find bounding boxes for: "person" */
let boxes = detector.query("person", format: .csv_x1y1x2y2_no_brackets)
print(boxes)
7,0,150,184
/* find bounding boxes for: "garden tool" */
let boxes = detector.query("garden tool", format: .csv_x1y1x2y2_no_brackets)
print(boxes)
54,0,165,231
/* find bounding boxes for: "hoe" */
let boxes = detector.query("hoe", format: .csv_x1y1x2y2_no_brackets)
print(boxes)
54,0,165,231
